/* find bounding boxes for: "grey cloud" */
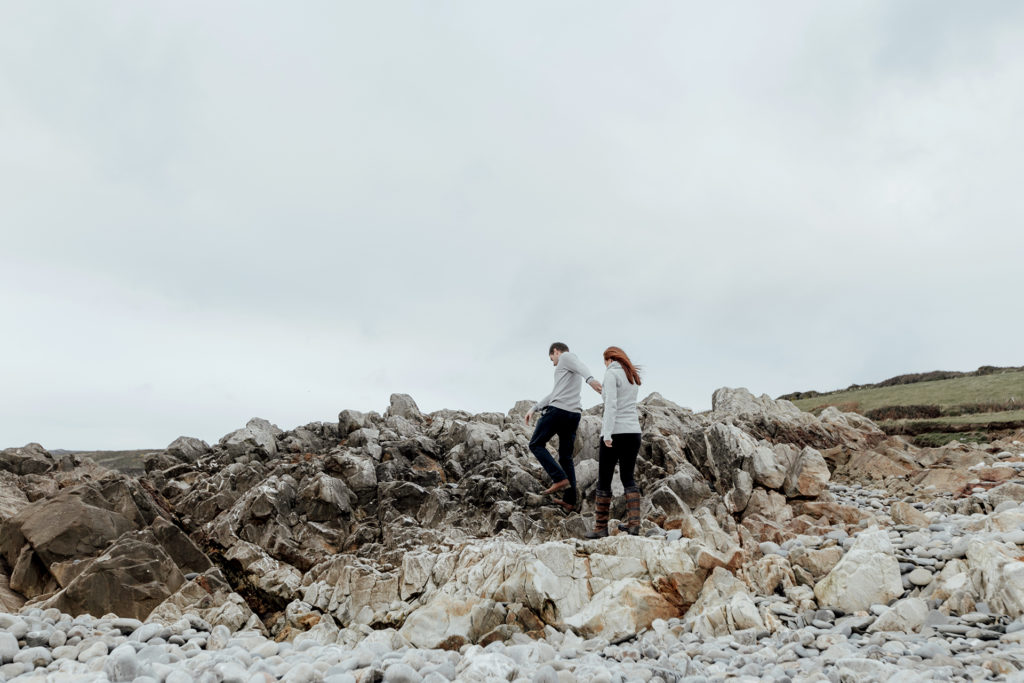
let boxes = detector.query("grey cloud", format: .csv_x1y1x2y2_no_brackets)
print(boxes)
2,2,1022,448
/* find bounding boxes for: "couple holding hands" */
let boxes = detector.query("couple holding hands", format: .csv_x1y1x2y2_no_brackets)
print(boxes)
525,342,643,538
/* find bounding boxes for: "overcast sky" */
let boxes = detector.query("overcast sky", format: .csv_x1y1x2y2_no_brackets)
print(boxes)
3,2,1023,449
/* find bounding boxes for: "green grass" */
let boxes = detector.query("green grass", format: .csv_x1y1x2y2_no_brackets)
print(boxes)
919,410,1024,425
912,432,990,448
791,371,1024,414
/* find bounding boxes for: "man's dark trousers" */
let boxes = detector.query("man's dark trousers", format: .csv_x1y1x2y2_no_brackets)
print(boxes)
529,406,581,506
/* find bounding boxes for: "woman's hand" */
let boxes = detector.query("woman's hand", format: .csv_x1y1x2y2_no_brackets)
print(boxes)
604,438,613,447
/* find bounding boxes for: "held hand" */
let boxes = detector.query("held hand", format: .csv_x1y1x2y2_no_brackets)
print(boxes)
604,438,613,447
525,409,534,426
590,380,602,393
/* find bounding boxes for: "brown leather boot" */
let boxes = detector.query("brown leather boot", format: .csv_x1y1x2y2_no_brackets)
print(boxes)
584,489,612,538
624,486,641,535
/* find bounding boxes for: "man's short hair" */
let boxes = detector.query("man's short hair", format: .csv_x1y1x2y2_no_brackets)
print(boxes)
549,342,569,355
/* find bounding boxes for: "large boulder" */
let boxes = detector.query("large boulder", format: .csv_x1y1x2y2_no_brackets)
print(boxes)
814,527,902,612
0,444,54,476
166,437,211,463
684,567,766,637
0,487,136,578
783,446,830,497
563,578,678,641
867,597,929,632
386,394,423,422
399,594,505,649
219,418,281,459
37,529,186,620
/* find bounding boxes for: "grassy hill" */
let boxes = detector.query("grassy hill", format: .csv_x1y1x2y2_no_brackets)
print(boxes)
784,369,1024,447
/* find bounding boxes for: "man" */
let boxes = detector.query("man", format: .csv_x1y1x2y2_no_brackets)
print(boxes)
525,342,602,511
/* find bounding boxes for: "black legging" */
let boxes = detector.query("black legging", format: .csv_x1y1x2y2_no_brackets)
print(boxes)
597,433,642,491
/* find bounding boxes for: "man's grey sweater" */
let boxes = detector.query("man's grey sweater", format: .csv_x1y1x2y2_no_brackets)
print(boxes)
533,352,595,414
601,361,642,439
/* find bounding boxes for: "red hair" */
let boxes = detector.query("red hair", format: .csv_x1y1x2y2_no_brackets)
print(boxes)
603,346,641,385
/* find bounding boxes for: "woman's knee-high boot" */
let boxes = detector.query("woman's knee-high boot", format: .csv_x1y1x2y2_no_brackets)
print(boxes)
584,489,612,539
624,486,641,535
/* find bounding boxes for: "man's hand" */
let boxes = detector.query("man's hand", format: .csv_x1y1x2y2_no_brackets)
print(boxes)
589,379,602,393
525,409,534,426
604,438,613,447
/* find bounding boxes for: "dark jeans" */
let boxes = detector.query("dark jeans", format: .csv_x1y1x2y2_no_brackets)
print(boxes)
529,406,581,505
598,432,642,491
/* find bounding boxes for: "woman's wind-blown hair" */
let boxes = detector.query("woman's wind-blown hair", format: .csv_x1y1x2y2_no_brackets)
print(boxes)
603,346,641,386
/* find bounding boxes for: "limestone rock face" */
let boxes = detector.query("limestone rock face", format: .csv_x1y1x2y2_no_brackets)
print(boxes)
37,529,186,620
147,568,263,633
0,387,917,645
967,539,1024,618
0,487,135,580
813,527,902,612
400,595,506,649
564,578,679,641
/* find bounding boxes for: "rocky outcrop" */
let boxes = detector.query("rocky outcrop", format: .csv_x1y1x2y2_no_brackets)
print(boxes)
3,388,1024,654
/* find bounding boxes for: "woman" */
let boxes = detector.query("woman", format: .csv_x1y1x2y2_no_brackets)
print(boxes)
585,346,643,538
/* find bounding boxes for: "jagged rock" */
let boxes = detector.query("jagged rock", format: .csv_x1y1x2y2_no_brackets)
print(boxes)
743,489,792,524
0,486,137,585
37,529,185,620
0,443,54,475
890,501,930,527
783,446,830,497
741,554,797,596
149,516,212,574
967,539,1024,618
326,453,378,501
0,567,26,612
814,527,902,612
564,578,678,641
386,393,423,422
222,540,303,608
147,568,264,633
684,567,766,637
338,409,368,436
400,595,506,649
988,483,1024,508
867,597,929,632
166,437,211,463
219,418,281,459
0,472,29,522
751,444,787,489
789,546,843,580
302,555,401,627
296,473,355,522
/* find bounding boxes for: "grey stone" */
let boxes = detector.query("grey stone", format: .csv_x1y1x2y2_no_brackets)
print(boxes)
13,647,52,668
383,662,422,683
104,644,141,682
0,632,16,664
